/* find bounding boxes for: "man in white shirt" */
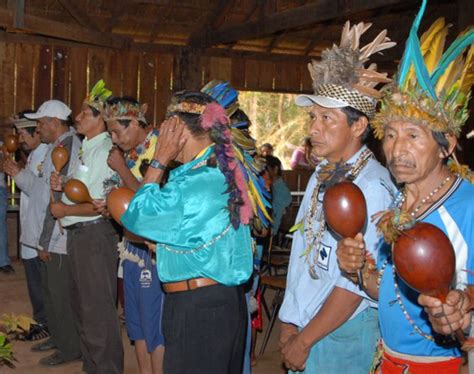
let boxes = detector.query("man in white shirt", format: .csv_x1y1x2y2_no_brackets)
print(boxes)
14,114,49,340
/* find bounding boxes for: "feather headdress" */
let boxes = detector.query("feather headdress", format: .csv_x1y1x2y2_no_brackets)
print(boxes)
201,80,272,230
372,0,474,182
84,80,112,113
298,21,396,118
372,0,474,139
104,98,147,124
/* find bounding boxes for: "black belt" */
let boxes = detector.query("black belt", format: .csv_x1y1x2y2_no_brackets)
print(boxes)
64,217,108,230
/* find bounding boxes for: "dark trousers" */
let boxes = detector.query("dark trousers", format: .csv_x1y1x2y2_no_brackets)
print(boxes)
23,257,47,326
163,284,247,374
67,220,123,374
40,252,81,360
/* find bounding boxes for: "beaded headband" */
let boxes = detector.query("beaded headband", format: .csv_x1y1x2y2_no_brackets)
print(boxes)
104,100,147,124
166,101,207,115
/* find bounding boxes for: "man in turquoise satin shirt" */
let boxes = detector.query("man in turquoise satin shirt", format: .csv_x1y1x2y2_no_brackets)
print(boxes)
122,91,253,374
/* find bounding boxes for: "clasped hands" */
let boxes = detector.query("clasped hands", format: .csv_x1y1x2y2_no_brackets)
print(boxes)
279,323,310,372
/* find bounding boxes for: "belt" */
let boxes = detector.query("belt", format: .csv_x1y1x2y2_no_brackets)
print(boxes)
163,278,218,293
64,217,108,231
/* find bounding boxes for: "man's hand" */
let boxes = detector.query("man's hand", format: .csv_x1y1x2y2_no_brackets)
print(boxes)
38,250,50,262
418,290,471,335
336,233,365,282
50,202,68,219
92,199,109,217
107,147,127,173
280,331,310,372
3,158,21,177
50,172,63,192
279,323,298,348
153,116,187,166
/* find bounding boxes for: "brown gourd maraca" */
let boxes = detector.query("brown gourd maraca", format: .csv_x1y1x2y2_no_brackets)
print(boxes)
323,181,367,238
107,187,144,242
393,222,455,303
52,146,69,172
4,134,18,153
64,179,93,204
392,222,465,343
107,187,134,224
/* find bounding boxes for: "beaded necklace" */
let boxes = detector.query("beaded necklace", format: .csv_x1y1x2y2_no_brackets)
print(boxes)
381,174,453,342
399,175,452,219
303,148,374,279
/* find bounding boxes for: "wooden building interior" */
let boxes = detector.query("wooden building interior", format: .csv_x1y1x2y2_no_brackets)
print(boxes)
0,0,472,164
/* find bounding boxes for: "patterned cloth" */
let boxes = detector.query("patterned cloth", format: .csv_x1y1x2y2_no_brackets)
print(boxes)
315,84,376,118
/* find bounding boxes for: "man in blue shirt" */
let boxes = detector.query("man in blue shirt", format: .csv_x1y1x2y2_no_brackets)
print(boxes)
278,21,396,373
336,2,474,371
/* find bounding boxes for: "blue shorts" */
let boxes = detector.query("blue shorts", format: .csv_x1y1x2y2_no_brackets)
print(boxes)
123,243,164,352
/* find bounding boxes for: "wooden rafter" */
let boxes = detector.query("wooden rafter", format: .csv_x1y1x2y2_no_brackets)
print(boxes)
57,0,99,31
148,2,174,43
105,0,129,33
188,0,235,46
267,30,286,53
243,0,259,22
0,8,130,49
192,0,406,47
7,0,24,28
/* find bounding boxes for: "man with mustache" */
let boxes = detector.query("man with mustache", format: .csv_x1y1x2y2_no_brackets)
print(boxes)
278,22,396,373
336,3,474,371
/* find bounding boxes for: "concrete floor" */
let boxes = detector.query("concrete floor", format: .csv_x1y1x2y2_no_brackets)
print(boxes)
0,260,285,374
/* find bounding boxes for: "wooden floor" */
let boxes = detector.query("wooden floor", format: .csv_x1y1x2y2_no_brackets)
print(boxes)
0,260,286,374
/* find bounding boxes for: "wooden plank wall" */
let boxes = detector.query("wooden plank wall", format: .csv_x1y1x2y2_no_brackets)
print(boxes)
0,41,311,138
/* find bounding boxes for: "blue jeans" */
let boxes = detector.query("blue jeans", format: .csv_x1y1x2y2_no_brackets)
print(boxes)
290,307,380,374
0,187,10,267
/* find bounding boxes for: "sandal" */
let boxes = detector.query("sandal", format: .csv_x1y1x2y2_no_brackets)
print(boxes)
25,324,50,341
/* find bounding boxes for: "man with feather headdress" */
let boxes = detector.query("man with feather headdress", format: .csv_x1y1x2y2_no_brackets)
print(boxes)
49,81,124,373
278,21,396,373
336,0,474,371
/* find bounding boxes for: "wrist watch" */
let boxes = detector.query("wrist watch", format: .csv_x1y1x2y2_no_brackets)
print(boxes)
149,159,167,171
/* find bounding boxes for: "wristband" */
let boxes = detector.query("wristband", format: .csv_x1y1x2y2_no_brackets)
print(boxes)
149,159,167,171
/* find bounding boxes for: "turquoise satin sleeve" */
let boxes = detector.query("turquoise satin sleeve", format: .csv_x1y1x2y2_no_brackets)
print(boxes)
121,164,253,286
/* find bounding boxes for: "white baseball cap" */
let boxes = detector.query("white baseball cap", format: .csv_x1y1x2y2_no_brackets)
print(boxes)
25,100,72,121
295,94,348,109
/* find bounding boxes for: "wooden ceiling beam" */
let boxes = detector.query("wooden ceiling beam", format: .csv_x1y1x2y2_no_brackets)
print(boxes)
191,0,407,47
148,1,175,43
105,0,128,32
267,30,286,53
0,28,399,76
188,0,235,45
7,0,24,28
0,8,131,49
57,0,100,31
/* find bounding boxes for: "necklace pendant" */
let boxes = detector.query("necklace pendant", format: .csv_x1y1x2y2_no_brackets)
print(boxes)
308,265,319,280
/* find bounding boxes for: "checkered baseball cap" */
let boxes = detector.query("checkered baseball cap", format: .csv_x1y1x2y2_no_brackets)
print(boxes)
296,84,376,118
